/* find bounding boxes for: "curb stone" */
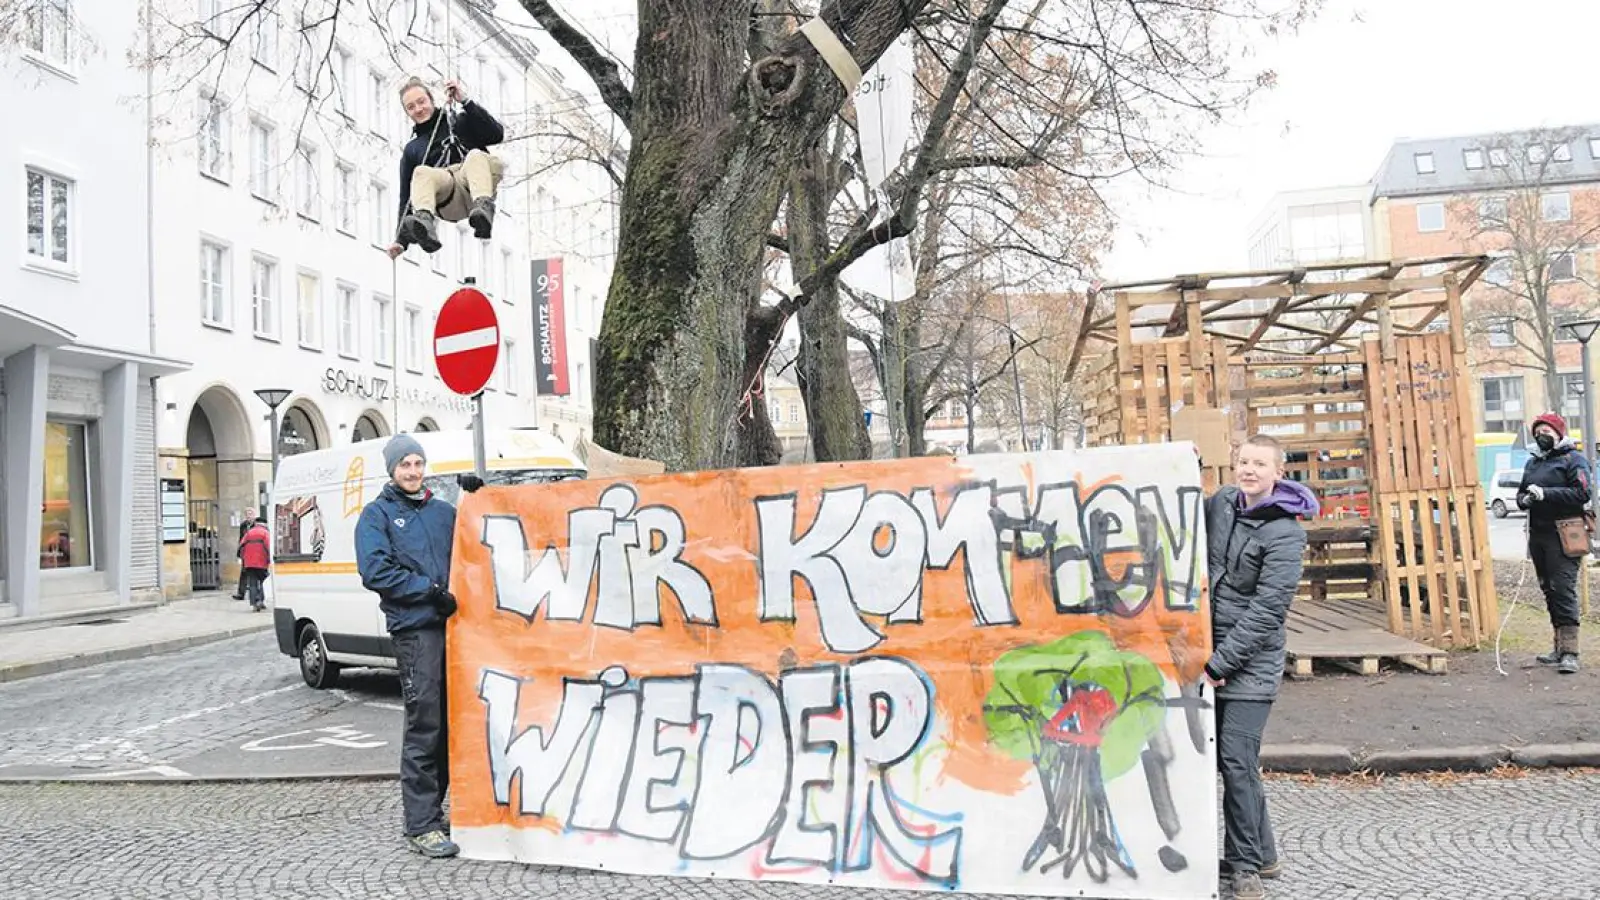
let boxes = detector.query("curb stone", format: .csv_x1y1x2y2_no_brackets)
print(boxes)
1359,746,1510,773
0,623,274,684
0,769,397,785
1261,744,1356,774
1509,743,1600,768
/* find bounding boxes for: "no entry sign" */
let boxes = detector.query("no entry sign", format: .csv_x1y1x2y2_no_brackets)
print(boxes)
434,287,500,396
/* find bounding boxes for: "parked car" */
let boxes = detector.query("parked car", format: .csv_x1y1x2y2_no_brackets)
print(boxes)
1487,468,1524,519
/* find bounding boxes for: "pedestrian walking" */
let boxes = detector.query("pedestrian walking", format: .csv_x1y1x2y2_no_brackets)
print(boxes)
231,509,257,600
237,516,271,612
354,434,481,858
1517,412,1591,674
1203,433,1318,900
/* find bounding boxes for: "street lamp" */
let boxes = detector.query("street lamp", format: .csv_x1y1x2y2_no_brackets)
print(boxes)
1558,319,1600,471
254,389,292,486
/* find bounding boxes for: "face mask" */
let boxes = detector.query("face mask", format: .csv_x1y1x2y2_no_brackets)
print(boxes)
1535,434,1556,452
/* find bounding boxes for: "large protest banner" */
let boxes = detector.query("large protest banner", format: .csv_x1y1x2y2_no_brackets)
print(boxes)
447,445,1216,898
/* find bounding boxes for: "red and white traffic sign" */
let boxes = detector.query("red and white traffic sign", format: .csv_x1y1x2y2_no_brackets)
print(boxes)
433,287,500,396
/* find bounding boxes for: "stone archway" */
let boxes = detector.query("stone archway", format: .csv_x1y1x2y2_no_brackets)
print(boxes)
415,417,439,433
278,398,330,458
352,409,391,443
181,384,257,594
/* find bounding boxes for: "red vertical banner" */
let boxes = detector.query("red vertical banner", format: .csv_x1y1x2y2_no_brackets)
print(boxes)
532,257,570,396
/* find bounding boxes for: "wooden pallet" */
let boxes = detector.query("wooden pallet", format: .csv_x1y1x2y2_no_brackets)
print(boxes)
1285,601,1449,677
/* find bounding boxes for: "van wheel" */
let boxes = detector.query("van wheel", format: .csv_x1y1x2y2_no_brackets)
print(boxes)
1492,499,1508,519
298,624,341,689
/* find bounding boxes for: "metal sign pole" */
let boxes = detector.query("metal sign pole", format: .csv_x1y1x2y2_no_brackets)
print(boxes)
472,391,487,480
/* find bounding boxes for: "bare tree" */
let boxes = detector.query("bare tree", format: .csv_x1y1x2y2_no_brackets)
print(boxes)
1454,128,1600,410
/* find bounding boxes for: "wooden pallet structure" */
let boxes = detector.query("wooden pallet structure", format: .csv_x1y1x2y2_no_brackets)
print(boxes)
1069,256,1497,673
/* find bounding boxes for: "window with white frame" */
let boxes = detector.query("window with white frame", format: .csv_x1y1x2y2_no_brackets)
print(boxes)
1415,202,1445,233
333,47,354,119
1478,195,1507,224
336,284,359,358
200,240,230,327
1463,148,1484,170
430,234,446,275
1485,317,1515,349
373,295,393,366
1559,373,1584,420
454,227,467,278
251,255,278,338
198,93,229,180
294,14,316,90
369,180,390,246
479,241,493,294
297,271,322,348
1542,191,1572,222
252,8,279,69
1480,375,1524,432
25,168,73,266
248,117,274,199
334,162,357,234
1552,142,1573,163
1549,251,1577,282
1485,256,1514,287
198,0,225,33
1489,147,1510,168
788,402,800,424
25,0,72,66
1528,144,1548,164
504,340,518,394
368,69,387,137
1590,137,1600,160
500,248,514,303
405,305,423,372
1413,152,1435,175
295,143,319,220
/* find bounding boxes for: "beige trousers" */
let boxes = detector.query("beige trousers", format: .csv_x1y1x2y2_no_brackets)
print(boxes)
410,149,504,221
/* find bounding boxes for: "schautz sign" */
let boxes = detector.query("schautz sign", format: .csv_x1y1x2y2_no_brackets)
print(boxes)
531,258,570,396
322,367,474,414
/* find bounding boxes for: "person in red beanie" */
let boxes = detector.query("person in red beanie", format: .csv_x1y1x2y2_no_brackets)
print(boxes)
1517,411,1591,674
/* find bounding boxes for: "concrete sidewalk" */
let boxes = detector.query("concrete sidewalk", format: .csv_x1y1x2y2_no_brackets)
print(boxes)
0,593,275,683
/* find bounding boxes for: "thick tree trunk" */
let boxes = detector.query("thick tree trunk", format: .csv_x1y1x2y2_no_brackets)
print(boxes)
739,307,785,468
590,0,930,471
789,146,870,462
880,302,912,456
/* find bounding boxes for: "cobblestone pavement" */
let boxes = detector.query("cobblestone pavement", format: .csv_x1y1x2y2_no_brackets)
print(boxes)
0,634,399,777
2,773,1596,900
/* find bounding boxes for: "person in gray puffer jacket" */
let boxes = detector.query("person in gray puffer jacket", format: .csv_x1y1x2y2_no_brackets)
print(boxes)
1202,433,1318,900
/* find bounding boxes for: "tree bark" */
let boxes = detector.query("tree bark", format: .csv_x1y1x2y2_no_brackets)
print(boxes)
589,0,931,470
737,306,785,467
789,145,870,462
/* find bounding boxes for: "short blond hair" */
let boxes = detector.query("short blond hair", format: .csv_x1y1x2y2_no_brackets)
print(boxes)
398,76,433,103
1238,432,1286,465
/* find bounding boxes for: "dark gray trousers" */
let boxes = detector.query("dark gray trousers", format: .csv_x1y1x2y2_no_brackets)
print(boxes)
1218,697,1276,872
1530,528,1582,630
393,626,449,836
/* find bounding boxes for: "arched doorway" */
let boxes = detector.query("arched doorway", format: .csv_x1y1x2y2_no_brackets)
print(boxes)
181,385,255,592
415,417,439,433
352,410,390,443
278,400,328,458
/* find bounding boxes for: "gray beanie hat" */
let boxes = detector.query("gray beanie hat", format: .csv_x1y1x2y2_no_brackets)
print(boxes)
383,434,426,477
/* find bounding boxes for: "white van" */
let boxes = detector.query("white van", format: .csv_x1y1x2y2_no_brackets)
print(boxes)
267,428,586,688
1487,468,1524,519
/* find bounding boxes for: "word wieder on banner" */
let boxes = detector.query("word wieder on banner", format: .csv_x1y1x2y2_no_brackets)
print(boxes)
447,447,1217,899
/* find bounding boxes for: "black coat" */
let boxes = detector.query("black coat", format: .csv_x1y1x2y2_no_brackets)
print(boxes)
394,100,505,235
1518,441,1591,532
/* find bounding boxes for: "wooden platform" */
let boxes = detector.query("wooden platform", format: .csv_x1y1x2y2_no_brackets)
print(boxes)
1285,601,1449,677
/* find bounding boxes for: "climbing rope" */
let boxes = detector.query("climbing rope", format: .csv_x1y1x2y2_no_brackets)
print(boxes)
1493,521,1531,677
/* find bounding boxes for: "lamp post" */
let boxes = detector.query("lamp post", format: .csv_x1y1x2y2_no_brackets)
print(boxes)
253,388,292,487
1559,319,1600,471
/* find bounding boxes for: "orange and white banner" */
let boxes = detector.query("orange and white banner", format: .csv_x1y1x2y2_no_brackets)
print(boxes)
447,445,1216,898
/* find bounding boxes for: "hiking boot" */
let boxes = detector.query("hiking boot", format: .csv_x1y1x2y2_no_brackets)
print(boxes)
1232,870,1266,900
399,210,442,254
1559,653,1580,675
407,829,459,858
1537,648,1563,666
467,197,495,240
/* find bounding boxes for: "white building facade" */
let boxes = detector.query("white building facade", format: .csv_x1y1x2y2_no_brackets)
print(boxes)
1,0,189,622
146,0,617,594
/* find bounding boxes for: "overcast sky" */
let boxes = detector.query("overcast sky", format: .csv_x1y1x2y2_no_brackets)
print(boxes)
515,0,1600,283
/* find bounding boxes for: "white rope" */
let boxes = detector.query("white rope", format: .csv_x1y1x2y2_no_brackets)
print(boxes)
1493,521,1531,677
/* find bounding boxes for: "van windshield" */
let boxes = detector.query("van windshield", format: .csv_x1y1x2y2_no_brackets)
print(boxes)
423,469,584,505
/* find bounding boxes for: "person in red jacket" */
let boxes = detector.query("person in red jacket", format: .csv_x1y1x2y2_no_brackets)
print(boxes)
238,518,271,612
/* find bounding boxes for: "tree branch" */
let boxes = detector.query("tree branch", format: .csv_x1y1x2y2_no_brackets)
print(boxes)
516,0,633,129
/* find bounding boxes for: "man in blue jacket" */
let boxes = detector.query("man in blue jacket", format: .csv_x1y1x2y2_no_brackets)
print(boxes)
355,434,477,858
386,77,505,258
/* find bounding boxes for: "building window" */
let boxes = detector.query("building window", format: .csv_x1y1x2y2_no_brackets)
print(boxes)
333,46,354,120
297,271,321,349
1413,152,1435,175
479,241,493,294
295,143,319,220
334,162,357,235
1559,373,1584,421
1528,144,1548,164
1489,147,1510,168
337,284,359,358
788,402,800,424
1478,195,1507,224
1589,137,1600,160
198,93,230,180
500,248,514,304
200,240,230,327
294,14,316,90
40,420,92,569
1549,251,1577,282
1415,202,1445,233
373,295,393,366
1485,257,1514,287
25,168,73,266
369,69,387,138
768,399,781,421
248,117,274,200
252,8,279,69
1542,191,1572,222
25,0,72,67
1485,317,1515,349
503,340,518,394
1463,148,1484,170
1481,376,1524,433
279,405,320,457
405,305,423,372
368,181,390,246
251,255,278,338
1552,142,1573,163
352,414,384,443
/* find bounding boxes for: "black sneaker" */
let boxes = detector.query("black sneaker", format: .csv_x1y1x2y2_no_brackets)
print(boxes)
399,210,442,254
1559,653,1580,675
407,829,459,858
467,197,495,240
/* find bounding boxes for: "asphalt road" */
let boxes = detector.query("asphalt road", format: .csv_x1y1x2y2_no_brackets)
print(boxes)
1488,509,1528,560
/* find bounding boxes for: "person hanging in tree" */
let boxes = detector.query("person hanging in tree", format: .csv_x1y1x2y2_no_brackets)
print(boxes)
387,77,505,259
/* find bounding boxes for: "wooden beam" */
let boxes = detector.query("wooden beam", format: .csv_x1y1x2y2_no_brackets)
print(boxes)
1376,292,1395,360
1310,291,1386,353
1062,291,1101,384
1241,295,1295,352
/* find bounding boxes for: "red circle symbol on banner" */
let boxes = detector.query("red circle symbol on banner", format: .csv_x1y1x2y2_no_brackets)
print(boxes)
433,287,500,397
